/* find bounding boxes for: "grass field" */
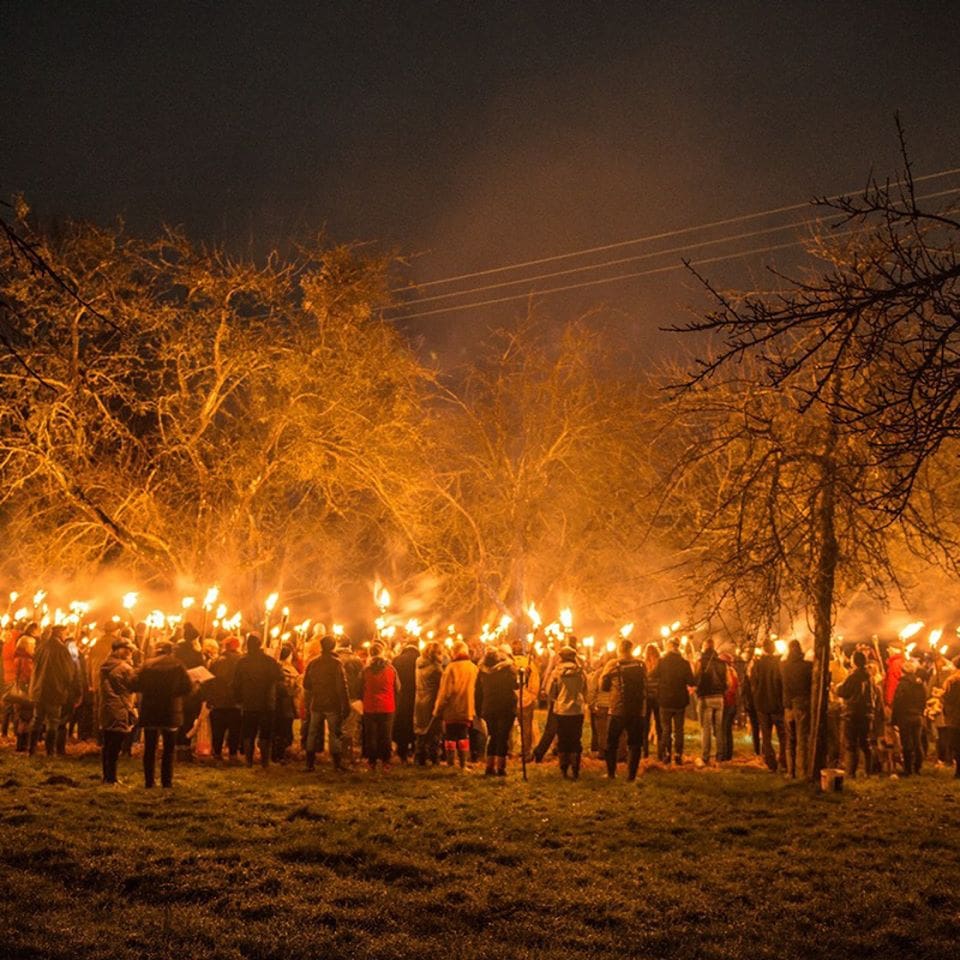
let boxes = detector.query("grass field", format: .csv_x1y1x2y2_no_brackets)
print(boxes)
1,741,958,960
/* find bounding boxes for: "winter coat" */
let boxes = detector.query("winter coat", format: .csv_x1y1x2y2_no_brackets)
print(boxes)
781,650,813,705
551,661,587,716
414,656,443,734
231,650,284,714
206,650,241,710
891,674,927,727
434,655,478,723
98,654,138,733
475,659,517,721
337,646,364,701
750,655,784,714
362,657,399,714
302,651,349,716
2,632,18,684
13,648,34,694
276,661,302,720
132,653,193,729
175,639,204,671
655,650,694,710
695,648,728,698
942,672,960,728
29,637,82,709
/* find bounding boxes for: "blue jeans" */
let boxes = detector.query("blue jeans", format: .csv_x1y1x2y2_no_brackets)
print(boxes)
699,695,724,762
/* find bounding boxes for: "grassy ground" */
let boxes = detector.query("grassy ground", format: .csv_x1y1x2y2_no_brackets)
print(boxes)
0,739,958,960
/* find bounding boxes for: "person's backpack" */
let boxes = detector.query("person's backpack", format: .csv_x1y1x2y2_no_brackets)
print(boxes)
847,674,877,718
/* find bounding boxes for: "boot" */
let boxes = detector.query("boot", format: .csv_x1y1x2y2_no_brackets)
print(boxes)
445,742,456,766
457,749,467,770
484,756,496,776
606,751,617,778
496,756,507,777
332,753,344,772
259,739,270,768
28,729,40,756
305,751,316,772
627,747,642,782
559,753,569,778
571,752,581,780
244,737,255,767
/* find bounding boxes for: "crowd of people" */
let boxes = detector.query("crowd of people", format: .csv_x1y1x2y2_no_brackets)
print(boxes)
2,615,959,789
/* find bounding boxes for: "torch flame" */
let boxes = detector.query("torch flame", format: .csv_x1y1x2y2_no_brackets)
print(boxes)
928,628,943,647
899,621,924,641
265,592,279,613
33,590,46,607
670,620,681,632
203,586,220,609
619,623,634,639
122,592,138,611
333,624,344,637
559,608,573,631
181,596,195,610
527,603,541,629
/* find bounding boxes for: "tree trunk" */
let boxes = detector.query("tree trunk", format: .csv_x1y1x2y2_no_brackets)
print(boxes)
807,423,840,784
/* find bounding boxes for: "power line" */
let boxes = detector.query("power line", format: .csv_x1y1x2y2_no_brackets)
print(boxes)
386,185,960,321
383,223,891,322
391,166,960,292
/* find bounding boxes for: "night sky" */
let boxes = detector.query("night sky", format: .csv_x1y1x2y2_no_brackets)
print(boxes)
3,1,960,362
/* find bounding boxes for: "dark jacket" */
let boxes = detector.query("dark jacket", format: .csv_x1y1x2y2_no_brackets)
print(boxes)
781,650,813,705
132,653,193,728
99,654,138,733
174,639,204,670
695,648,727,698
655,650,694,710
206,650,241,710
751,654,784,714
414,656,443,734
302,651,349,716
475,658,518,720
231,650,283,713
29,637,82,708
891,673,927,727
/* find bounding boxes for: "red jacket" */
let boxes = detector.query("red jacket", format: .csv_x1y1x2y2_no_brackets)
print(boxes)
362,658,399,714
884,653,903,707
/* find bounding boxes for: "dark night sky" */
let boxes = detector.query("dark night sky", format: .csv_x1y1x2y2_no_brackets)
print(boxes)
3,1,960,363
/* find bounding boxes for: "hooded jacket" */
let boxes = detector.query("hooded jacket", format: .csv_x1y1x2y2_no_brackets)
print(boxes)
695,648,728,698
337,645,364,701
434,655,477,723
475,657,517,720
362,657,399,714
206,649,241,710
781,648,813,704
99,653,138,732
600,656,647,718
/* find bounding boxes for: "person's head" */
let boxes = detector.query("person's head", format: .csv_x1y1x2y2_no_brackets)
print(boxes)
154,639,174,656
619,638,634,658
667,637,681,652
761,638,775,655
482,649,500,669
279,643,293,662
103,620,120,635
245,633,262,654
23,620,40,638
49,624,67,642
645,643,661,668
902,658,918,675
452,639,469,659
559,647,578,664
320,634,337,654
703,635,715,650
223,635,240,652
498,643,514,661
852,650,867,669
788,639,803,658
112,637,135,660
369,641,384,659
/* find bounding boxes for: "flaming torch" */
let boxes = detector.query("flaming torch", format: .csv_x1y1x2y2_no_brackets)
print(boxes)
200,586,219,641
263,592,279,651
